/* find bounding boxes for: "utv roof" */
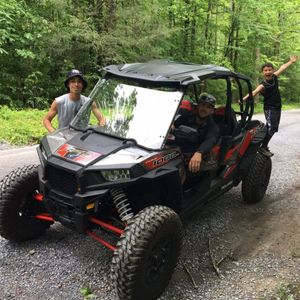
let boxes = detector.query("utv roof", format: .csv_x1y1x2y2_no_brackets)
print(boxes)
103,60,250,85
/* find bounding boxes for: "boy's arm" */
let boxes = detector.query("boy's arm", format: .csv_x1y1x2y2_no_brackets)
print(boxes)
242,84,264,101
43,100,58,133
91,102,106,126
274,55,298,77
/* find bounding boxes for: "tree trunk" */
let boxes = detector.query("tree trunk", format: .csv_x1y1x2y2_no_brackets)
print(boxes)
204,0,212,51
254,47,260,102
182,0,190,58
224,0,235,62
107,0,116,30
190,2,197,58
214,5,218,55
274,11,283,56
232,4,241,70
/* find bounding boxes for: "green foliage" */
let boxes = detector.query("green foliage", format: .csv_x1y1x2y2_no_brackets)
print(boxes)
0,0,299,146
0,106,50,145
262,282,300,300
79,286,95,299
0,0,55,108
0,0,299,113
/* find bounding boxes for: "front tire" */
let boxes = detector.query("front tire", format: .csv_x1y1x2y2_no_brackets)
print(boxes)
0,165,52,241
111,205,183,300
242,152,272,204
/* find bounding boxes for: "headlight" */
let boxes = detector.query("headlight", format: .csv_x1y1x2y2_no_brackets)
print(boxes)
101,169,131,181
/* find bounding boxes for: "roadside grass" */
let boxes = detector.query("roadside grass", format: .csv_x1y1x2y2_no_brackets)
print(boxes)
271,102,298,112
232,101,300,113
262,282,300,300
0,106,55,145
0,102,300,146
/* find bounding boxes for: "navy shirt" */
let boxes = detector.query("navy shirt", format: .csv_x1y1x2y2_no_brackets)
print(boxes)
260,74,281,110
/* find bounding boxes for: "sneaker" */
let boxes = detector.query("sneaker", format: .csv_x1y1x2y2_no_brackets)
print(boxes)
265,146,274,156
259,147,274,157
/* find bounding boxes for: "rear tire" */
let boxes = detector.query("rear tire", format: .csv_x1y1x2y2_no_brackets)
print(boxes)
111,205,183,300
0,165,52,241
242,152,272,204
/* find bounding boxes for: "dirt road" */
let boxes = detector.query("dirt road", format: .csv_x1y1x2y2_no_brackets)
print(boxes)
1,110,300,300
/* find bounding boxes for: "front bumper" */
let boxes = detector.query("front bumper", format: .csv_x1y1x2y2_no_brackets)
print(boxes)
38,165,110,233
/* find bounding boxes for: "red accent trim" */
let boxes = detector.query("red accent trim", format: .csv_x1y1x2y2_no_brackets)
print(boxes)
142,151,180,170
35,213,54,222
223,164,237,179
180,99,193,110
211,145,220,155
90,217,124,235
33,193,43,202
86,230,116,251
214,106,226,116
239,130,255,156
143,153,165,170
224,144,240,161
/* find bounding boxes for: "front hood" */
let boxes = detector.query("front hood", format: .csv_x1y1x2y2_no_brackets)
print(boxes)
42,128,153,168
54,143,151,167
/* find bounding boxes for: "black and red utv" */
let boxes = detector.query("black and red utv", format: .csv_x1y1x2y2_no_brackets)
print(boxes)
0,60,271,300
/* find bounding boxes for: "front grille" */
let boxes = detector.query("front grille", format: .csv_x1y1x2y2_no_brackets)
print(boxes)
46,165,78,195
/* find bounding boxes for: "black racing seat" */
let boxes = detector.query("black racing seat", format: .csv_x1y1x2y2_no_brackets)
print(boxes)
177,101,240,137
213,106,240,137
212,106,245,166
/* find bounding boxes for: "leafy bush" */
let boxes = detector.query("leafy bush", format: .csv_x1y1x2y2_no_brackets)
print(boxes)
0,106,56,145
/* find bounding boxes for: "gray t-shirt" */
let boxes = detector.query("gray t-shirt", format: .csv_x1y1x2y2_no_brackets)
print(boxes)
55,94,89,128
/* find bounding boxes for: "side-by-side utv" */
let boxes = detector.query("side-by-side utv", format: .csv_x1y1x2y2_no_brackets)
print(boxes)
0,60,271,300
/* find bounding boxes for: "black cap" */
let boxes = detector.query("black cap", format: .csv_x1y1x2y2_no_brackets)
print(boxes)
198,93,216,107
64,69,88,91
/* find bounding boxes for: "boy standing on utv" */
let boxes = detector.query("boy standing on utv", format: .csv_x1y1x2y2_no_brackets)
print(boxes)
243,55,298,156
43,69,106,133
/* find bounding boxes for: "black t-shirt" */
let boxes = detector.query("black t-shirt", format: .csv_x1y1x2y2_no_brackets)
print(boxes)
260,74,281,109
174,114,219,154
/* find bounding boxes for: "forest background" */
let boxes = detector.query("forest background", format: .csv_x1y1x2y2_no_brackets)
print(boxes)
0,0,300,144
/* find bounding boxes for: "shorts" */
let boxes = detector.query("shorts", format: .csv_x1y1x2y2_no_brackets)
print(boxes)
264,108,281,135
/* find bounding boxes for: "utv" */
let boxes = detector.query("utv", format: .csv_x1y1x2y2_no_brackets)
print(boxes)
0,60,271,300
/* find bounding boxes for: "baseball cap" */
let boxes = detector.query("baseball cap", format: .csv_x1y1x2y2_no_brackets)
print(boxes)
64,69,88,91
198,93,216,107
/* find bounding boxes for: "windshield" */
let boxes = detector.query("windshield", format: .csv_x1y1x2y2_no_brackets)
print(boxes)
71,78,183,149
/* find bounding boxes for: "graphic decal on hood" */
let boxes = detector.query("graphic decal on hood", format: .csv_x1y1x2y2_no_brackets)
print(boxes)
55,144,101,165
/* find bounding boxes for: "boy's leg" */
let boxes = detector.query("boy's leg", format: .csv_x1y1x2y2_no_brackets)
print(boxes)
261,108,281,152
261,132,272,149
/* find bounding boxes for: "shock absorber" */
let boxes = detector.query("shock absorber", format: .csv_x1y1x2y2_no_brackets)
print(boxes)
111,188,134,224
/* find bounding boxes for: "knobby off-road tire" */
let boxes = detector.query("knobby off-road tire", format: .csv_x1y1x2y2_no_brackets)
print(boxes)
242,152,272,204
111,205,183,300
0,165,51,241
